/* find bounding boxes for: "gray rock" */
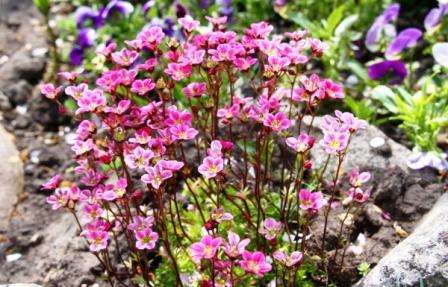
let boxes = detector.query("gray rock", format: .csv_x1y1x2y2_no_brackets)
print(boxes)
4,80,32,106
0,285,42,287
0,90,12,110
355,194,448,287
305,116,411,176
0,125,23,226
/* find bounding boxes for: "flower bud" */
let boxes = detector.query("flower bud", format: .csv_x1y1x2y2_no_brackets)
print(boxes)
113,127,126,142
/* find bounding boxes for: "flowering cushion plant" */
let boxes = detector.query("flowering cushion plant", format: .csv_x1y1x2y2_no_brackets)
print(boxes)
42,16,372,286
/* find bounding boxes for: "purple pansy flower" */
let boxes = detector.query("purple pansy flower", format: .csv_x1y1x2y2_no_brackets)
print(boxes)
365,3,400,51
368,60,407,85
70,48,85,66
142,1,155,14
217,0,233,17
102,0,134,20
76,28,96,48
385,28,422,59
75,6,103,28
407,151,448,171
424,4,448,30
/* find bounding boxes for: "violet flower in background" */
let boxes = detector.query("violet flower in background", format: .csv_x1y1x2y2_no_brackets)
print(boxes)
217,0,233,18
142,0,155,14
407,151,448,171
385,28,422,59
102,0,134,20
75,6,103,28
365,3,400,52
70,1,134,66
424,3,448,30
433,42,448,67
368,60,407,84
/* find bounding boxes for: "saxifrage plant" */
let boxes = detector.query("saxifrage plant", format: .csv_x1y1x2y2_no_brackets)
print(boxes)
42,15,371,286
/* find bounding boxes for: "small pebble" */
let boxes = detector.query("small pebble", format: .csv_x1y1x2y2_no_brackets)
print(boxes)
0,55,9,66
6,253,22,262
370,136,385,148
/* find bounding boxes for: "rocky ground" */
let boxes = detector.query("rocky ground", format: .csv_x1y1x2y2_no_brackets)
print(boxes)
0,1,446,287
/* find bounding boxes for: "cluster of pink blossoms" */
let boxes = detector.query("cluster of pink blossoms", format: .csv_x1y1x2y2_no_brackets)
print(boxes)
41,14,373,286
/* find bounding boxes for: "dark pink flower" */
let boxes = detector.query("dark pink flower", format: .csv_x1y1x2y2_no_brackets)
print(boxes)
141,162,173,189
223,231,250,258
182,82,206,98
165,63,192,81
239,251,272,277
135,228,159,250
299,189,327,213
198,156,224,179
263,112,291,132
41,83,62,100
131,79,155,95
273,250,303,267
111,48,139,66
259,218,282,241
285,133,315,153
42,174,62,190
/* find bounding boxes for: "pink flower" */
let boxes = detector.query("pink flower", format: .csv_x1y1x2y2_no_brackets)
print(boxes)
335,110,367,132
299,189,327,213
272,250,303,267
285,133,315,153
65,83,88,100
263,112,291,132
182,82,206,98
245,21,274,38
124,146,154,169
207,140,223,157
46,188,70,210
165,63,192,81
137,58,157,71
82,203,105,222
97,42,117,56
128,215,154,231
58,70,82,81
141,162,173,189
71,138,95,156
217,104,240,120
111,48,139,66
320,132,349,154
41,83,61,100
170,124,199,140
209,43,244,62
178,15,200,32
267,55,291,72
259,218,282,241
310,39,328,56
211,208,233,223
137,26,165,49
131,79,155,95
349,187,371,203
85,230,109,252
102,178,128,200
198,156,224,179
234,57,257,70
158,160,184,171
76,89,107,114
189,235,222,263
223,231,250,258
239,251,272,277
42,174,62,190
135,228,159,250
321,80,344,99
348,170,372,188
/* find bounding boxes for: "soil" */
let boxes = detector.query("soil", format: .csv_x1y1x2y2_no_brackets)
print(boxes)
0,1,446,286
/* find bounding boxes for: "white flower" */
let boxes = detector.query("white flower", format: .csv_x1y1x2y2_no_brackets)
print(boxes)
432,43,448,67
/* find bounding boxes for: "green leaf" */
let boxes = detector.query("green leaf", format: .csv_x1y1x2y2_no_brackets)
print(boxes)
347,60,369,82
326,4,346,36
33,0,50,15
335,14,359,37
371,85,398,114
285,11,321,37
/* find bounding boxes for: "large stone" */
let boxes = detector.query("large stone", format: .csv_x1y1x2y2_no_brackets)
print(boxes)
0,285,42,287
0,125,23,227
355,194,448,287
306,116,411,175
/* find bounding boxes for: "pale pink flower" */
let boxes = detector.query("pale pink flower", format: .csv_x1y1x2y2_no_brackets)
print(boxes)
135,228,159,250
165,63,192,81
273,250,303,267
259,218,282,241
124,146,154,169
65,83,88,100
198,156,224,179
41,83,62,100
179,15,200,32
285,133,315,153
320,132,349,154
348,170,372,188
211,208,234,223
131,79,155,95
245,21,274,38
128,215,154,231
71,138,95,156
223,231,250,258
111,48,139,66
46,188,70,210
267,55,291,72
263,112,291,132
85,230,109,252
189,235,222,263
349,187,371,203
76,89,107,114
141,163,173,189
170,124,199,140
